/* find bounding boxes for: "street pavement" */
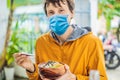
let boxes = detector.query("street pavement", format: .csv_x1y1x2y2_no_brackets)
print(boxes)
107,66,120,80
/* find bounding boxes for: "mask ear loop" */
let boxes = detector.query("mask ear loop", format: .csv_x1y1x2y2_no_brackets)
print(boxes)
67,16,72,26
70,18,76,26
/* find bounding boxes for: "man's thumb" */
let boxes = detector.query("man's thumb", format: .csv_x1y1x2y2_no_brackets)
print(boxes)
64,64,70,73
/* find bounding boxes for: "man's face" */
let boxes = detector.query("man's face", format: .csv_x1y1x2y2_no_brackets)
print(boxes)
46,1,74,22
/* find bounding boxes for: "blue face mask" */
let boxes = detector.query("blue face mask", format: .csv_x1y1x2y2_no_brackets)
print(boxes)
49,14,69,36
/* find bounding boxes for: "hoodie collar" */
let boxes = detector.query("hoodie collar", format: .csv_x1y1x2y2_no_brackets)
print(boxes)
50,24,90,42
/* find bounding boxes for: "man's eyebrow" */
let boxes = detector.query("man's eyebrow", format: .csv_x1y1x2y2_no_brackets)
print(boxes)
59,6,64,9
48,10,54,12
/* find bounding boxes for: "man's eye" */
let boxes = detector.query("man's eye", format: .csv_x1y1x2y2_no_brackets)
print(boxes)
59,9,65,14
48,11,54,15
60,9,64,12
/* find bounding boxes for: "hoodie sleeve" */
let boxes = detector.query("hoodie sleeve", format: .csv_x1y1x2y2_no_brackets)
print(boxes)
26,64,41,80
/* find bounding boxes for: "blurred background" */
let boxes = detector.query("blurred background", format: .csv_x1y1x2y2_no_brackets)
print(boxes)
0,0,120,80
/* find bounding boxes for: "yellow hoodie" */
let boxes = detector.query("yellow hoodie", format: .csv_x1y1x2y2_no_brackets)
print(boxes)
26,31,108,80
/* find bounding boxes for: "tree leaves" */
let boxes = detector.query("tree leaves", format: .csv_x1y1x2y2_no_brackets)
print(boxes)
98,0,120,31
7,0,43,9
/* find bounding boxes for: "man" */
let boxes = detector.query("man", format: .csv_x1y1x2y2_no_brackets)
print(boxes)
14,0,108,80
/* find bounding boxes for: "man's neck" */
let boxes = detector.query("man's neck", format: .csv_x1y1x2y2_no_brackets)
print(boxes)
57,26,73,45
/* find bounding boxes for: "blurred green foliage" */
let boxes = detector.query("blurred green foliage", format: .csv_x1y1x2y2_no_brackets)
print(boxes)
6,0,42,67
14,0,42,7
7,0,43,8
98,0,120,30
6,15,39,67
6,20,20,67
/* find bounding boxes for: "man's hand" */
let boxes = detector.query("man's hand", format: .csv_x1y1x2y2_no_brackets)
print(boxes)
56,64,76,80
14,53,35,72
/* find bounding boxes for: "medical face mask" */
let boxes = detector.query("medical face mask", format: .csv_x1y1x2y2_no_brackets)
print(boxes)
49,14,69,36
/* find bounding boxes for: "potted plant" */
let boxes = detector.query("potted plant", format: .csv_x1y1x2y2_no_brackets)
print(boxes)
4,21,20,80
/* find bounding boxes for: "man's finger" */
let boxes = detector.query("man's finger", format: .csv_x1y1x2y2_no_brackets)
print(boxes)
17,57,26,65
15,55,26,62
64,64,70,73
13,53,20,58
